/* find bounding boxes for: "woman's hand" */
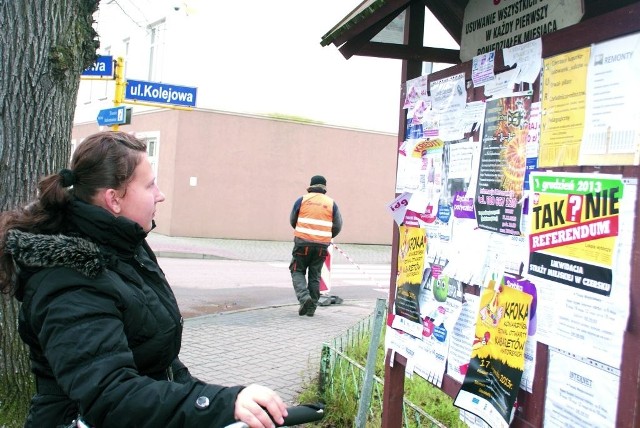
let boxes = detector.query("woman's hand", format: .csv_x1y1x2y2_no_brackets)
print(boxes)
233,384,288,428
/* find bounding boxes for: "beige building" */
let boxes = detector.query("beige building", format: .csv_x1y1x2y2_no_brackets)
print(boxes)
72,108,399,245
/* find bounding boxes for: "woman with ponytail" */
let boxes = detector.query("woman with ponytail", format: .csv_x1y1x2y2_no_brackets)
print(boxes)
0,131,286,428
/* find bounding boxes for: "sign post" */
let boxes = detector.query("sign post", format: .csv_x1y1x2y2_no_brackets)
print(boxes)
111,56,126,131
85,55,198,129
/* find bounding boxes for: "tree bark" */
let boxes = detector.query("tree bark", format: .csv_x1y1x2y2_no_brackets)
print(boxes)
0,1,99,425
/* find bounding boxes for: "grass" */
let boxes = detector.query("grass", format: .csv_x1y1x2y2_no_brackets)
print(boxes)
297,329,466,427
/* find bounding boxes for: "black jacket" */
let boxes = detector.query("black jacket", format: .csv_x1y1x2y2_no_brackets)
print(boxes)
8,200,242,427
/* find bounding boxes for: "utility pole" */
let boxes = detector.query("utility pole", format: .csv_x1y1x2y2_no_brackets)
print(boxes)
112,56,125,131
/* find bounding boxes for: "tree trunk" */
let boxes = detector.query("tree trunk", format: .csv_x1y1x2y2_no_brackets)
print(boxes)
0,1,99,425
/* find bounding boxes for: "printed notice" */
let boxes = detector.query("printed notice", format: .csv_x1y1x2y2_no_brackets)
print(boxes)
430,73,467,141
539,47,590,167
544,347,619,428
579,32,640,166
448,293,481,384
460,0,583,62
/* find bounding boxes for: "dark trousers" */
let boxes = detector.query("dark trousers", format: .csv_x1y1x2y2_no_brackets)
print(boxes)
289,244,328,305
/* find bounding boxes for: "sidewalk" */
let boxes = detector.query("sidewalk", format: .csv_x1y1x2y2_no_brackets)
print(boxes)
179,302,378,404
146,232,393,265
147,233,391,405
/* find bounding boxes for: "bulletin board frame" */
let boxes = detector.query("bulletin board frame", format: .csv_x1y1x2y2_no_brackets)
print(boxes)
382,3,640,427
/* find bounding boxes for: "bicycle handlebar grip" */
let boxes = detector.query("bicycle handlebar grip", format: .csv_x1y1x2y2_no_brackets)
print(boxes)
223,403,325,428
276,403,325,427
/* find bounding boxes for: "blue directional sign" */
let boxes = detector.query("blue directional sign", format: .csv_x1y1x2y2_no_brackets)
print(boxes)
125,79,197,108
82,55,114,77
97,106,127,126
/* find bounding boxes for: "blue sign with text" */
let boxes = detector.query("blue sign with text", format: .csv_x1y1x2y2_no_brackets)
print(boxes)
82,55,114,77
97,106,127,126
125,79,197,107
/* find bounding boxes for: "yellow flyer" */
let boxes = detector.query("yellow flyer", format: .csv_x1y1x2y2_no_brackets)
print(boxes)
454,279,532,428
539,46,590,167
392,225,427,329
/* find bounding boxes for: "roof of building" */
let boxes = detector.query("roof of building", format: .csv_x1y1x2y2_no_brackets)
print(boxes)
320,0,639,64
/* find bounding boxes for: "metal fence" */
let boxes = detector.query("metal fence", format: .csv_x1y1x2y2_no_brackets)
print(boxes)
318,309,446,428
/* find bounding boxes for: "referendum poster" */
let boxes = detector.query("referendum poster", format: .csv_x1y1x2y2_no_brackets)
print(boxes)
475,93,531,235
527,173,636,368
454,281,532,428
527,172,621,294
539,47,590,167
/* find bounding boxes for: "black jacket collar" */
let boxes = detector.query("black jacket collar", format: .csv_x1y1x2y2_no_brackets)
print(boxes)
67,199,148,256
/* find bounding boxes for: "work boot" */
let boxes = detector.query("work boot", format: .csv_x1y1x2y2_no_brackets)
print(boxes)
306,305,316,317
299,298,313,316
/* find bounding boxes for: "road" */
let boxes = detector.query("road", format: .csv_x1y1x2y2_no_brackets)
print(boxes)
158,257,391,318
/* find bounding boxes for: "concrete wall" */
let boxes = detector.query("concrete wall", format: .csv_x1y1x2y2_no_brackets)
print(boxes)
73,109,398,244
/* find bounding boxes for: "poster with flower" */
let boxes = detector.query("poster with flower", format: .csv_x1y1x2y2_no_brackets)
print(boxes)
474,93,531,236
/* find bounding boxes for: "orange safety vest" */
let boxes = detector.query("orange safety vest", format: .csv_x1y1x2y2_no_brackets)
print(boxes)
294,193,334,243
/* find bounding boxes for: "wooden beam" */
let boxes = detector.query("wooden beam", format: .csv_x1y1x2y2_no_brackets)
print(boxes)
337,8,406,59
347,42,461,63
329,0,412,48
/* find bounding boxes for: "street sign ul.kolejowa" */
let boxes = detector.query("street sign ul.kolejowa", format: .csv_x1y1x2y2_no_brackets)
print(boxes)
125,79,197,108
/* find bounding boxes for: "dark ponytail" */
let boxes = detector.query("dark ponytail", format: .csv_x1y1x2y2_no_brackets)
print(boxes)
0,131,147,295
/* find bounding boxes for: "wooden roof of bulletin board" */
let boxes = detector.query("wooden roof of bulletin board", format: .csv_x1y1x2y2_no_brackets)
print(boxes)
320,0,639,64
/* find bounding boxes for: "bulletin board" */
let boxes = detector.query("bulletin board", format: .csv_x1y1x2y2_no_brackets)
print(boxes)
383,4,640,427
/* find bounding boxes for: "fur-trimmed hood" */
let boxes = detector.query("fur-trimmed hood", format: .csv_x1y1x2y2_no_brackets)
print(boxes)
6,229,106,279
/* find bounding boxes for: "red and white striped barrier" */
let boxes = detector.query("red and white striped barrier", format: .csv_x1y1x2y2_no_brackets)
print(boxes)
330,243,388,289
320,243,332,293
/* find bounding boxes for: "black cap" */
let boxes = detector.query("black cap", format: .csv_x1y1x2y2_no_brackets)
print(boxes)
309,175,326,186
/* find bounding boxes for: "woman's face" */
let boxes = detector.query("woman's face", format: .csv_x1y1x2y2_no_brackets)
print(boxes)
117,154,165,232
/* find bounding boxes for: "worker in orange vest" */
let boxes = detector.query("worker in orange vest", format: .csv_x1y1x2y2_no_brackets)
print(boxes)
289,175,343,317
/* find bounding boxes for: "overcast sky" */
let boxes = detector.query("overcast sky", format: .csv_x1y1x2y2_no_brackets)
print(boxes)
98,0,458,133
175,0,404,133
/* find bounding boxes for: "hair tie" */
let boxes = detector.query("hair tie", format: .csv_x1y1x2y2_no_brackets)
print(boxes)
59,169,77,188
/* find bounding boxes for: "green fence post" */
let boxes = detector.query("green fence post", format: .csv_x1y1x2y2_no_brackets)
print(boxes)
355,298,387,428
319,344,330,395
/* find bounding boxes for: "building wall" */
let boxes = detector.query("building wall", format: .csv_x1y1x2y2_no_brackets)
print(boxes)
72,109,398,244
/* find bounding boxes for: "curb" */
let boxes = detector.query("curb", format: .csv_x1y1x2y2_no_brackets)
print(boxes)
183,300,379,325
155,251,229,260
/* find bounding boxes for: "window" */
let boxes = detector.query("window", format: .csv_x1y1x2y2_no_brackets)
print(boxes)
79,80,93,105
147,20,166,81
137,132,160,179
